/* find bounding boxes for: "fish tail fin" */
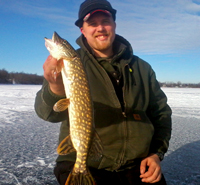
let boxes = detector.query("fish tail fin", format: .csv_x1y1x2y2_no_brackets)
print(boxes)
65,168,96,185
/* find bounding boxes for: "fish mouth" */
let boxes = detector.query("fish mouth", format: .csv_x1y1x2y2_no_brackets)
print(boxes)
45,31,78,58
52,31,63,43
44,32,62,59
44,37,56,53
44,32,63,45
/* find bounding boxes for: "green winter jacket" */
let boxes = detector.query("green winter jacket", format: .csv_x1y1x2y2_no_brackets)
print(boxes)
35,34,172,171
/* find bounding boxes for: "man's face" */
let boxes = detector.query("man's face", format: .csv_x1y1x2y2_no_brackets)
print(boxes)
80,12,116,57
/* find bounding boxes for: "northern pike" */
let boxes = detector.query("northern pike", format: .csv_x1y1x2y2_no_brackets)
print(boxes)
44,32,102,185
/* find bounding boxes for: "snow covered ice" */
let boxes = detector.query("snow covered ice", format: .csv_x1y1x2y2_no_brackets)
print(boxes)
161,88,200,185
0,85,60,185
0,85,200,185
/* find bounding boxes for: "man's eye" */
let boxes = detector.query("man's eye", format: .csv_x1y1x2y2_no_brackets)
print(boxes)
103,20,110,25
88,22,97,26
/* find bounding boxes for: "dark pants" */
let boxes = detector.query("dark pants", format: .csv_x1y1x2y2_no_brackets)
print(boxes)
54,161,167,185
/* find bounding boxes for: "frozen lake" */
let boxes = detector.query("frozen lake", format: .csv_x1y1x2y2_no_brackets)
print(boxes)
0,85,200,185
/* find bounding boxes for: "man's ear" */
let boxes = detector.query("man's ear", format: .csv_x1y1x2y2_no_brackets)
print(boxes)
80,27,84,36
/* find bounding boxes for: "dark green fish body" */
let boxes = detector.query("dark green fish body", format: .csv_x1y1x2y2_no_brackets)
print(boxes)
45,32,99,185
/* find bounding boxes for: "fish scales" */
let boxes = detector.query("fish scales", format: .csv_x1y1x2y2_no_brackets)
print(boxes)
59,44,93,172
45,32,97,185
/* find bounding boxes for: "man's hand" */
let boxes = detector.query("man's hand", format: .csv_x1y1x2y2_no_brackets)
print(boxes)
140,154,162,183
43,55,65,96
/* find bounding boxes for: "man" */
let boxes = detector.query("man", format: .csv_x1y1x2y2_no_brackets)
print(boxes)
35,0,172,184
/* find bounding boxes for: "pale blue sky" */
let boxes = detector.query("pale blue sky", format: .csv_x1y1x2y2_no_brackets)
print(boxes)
0,0,200,83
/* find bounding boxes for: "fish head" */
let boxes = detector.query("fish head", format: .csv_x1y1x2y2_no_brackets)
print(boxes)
45,32,77,60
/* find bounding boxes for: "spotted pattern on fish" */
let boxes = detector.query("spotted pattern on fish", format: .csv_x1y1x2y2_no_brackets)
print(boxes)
45,32,99,185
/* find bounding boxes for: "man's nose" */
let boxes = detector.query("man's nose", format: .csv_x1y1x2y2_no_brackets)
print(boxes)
97,24,105,31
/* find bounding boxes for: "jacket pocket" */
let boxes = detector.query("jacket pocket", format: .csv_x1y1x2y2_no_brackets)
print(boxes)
125,110,154,160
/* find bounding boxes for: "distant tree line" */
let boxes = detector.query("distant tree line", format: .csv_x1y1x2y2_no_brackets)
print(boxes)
0,69,44,85
159,81,200,88
0,69,200,87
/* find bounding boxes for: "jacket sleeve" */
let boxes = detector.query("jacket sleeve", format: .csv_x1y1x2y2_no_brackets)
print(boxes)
34,79,68,123
147,68,172,155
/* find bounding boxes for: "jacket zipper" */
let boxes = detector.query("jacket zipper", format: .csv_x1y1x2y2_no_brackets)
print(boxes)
88,52,128,170
114,64,129,171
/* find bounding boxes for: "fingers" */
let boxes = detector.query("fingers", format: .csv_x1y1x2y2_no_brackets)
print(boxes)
43,55,60,82
43,55,65,96
140,159,147,175
150,173,162,184
140,154,162,183
140,165,162,183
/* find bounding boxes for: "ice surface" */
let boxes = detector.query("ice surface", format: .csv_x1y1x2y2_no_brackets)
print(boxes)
161,88,200,185
0,85,200,185
163,88,200,119
0,85,60,185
